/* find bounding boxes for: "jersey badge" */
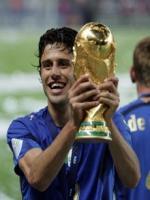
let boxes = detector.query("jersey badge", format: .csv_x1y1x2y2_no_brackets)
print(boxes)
11,138,23,159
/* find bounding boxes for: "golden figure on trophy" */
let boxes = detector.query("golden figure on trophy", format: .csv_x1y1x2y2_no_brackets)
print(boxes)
73,22,116,142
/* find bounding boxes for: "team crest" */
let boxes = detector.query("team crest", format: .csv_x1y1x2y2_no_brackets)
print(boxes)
11,138,23,159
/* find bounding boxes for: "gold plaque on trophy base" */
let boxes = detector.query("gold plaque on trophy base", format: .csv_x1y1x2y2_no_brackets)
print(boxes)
75,121,111,142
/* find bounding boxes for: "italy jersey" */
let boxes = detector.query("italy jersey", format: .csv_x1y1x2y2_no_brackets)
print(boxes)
7,107,131,200
115,94,150,200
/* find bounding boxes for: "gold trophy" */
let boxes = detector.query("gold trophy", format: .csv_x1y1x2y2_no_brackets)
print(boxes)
73,22,116,142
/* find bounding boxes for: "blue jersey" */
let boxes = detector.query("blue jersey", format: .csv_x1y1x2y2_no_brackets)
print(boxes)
7,107,131,200
115,94,150,200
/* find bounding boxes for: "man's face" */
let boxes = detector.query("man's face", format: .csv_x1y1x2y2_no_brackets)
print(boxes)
40,43,74,106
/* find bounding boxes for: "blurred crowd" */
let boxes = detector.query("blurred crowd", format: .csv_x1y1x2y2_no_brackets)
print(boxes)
58,0,150,25
0,0,150,28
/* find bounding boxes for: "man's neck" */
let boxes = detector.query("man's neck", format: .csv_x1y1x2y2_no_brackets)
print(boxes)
137,83,150,95
137,84,150,103
48,102,71,127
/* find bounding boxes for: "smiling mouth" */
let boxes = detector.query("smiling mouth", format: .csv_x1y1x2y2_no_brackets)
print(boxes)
48,82,66,90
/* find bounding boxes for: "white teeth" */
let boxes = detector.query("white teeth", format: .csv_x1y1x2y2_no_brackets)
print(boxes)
50,83,65,89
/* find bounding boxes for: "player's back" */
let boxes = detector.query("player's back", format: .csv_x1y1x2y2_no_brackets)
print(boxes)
116,95,150,200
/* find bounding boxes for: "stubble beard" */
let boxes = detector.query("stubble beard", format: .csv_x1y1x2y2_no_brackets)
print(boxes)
47,92,69,109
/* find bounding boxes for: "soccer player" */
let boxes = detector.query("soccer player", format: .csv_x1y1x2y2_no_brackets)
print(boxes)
7,27,140,200
115,37,150,200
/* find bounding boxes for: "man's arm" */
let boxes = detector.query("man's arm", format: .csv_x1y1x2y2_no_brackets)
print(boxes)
99,77,141,188
19,121,77,192
108,120,140,188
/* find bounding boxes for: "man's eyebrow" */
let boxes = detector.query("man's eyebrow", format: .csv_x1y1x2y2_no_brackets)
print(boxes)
57,57,70,60
41,59,51,64
41,60,52,68
58,59,72,65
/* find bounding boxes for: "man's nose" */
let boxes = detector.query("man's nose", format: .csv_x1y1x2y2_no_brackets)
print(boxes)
51,65,61,79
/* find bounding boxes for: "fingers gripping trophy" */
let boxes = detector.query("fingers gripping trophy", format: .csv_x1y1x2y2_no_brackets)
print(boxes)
73,22,116,142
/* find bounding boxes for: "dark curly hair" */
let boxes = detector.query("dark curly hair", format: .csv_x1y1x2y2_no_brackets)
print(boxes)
133,36,150,87
37,27,77,69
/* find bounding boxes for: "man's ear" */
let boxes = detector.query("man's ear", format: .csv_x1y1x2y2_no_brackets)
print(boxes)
130,66,136,83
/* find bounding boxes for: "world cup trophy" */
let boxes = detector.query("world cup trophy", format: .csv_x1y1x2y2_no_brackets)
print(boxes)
73,22,116,142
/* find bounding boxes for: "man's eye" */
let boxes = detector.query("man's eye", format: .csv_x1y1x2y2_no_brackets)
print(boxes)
42,61,52,69
59,61,71,68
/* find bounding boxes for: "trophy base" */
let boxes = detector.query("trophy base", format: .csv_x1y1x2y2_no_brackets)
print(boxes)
75,121,112,143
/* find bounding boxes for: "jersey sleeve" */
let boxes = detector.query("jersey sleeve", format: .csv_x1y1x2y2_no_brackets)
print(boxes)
7,118,41,175
113,111,132,145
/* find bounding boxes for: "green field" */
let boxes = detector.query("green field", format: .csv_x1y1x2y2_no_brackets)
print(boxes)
0,32,38,74
0,27,150,199
0,139,21,199
113,27,150,73
0,27,150,74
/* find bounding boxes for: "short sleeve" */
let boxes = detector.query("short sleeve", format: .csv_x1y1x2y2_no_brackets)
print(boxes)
113,111,132,145
7,118,41,175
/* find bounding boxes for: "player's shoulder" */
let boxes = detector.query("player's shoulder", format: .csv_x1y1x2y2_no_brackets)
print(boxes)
9,107,48,129
118,98,140,116
25,106,48,121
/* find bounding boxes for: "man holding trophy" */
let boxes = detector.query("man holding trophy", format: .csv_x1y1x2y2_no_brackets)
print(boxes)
7,23,140,199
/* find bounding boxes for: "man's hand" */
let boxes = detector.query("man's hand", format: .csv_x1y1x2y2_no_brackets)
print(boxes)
98,77,120,122
68,74,100,128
